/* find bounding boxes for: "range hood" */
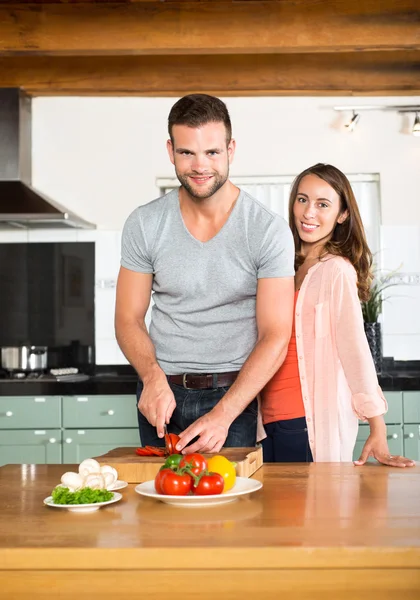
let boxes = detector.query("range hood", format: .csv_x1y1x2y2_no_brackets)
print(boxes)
0,89,95,229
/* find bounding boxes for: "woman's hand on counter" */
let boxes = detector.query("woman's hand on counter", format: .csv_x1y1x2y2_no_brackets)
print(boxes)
354,433,416,468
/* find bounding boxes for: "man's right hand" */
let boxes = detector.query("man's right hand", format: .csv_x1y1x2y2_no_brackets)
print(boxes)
138,378,176,438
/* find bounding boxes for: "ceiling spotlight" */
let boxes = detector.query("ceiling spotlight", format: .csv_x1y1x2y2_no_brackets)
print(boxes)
345,111,360,132
413,113,420,137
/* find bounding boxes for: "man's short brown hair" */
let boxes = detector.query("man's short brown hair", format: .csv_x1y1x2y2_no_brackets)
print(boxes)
168,94,232,144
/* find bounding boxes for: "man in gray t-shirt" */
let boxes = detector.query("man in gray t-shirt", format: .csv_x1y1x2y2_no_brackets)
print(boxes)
116,94,295,454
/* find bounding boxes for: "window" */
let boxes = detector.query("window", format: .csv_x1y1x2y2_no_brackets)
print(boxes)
157,174,381,257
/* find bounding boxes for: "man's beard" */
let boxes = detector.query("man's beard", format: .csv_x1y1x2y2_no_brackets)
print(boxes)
176,168,229,200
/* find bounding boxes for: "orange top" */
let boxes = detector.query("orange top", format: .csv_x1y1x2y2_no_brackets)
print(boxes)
261,290,305,424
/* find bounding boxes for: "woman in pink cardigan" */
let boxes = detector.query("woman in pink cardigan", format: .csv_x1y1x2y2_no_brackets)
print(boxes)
261,163,414,467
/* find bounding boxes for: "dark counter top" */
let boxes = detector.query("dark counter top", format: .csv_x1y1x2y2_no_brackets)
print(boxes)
0,373,138,396
378,371,420,392
0,367,419,396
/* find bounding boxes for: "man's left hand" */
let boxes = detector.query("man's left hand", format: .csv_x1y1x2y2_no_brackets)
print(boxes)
175,411,230,454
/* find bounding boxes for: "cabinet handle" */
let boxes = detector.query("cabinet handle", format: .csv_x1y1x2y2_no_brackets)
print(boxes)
388,433,398,439
5,411,13,417
408,433,415,439
107,409,115,416
65,438,73,444
49,438,57,444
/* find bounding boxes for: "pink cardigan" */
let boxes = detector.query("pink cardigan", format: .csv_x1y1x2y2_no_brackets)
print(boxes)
295,255,387,462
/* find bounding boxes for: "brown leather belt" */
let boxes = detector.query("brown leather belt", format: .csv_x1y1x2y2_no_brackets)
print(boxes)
167,371,239,390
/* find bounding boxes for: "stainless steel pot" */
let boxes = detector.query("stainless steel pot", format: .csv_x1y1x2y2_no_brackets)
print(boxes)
1,346,48,372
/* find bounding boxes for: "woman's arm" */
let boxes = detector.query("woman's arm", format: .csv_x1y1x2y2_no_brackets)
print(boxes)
333,264,414,468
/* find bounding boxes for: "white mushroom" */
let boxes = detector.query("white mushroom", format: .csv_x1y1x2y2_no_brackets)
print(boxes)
61,471,84,492
102,471,117,490
78,458,101,478
83,472,106,490
100,465,118,488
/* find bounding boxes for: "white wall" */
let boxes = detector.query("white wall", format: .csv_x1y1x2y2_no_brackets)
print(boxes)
31,96,420,229
3,96,420,363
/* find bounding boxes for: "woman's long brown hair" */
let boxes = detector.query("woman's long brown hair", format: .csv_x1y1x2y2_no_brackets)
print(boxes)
288,163,372,301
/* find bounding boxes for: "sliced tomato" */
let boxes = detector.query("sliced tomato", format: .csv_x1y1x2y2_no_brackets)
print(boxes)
136,447,151,456
135,446,166,457
145,446,166,457
165,432,181,455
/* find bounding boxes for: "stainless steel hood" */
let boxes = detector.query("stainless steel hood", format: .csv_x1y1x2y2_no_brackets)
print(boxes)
0,89,95,230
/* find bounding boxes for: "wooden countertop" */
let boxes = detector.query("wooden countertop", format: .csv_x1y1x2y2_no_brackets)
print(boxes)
1,462,420,599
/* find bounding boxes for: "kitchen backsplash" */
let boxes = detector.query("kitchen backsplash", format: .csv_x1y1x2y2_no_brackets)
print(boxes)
1,226,420,362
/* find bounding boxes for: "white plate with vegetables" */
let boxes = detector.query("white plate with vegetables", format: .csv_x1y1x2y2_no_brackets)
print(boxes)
135,477,262,508
44,490,122,513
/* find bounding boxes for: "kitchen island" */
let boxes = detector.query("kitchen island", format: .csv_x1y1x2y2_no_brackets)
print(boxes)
0,462,419,599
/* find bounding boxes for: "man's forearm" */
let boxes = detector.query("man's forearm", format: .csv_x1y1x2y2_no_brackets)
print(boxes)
115,319,166,384
214,332,290,424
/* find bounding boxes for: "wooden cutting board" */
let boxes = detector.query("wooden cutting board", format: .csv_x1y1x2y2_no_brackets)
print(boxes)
95,446,263,483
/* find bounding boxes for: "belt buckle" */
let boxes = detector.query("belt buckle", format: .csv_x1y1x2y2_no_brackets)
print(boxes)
182,373,191,389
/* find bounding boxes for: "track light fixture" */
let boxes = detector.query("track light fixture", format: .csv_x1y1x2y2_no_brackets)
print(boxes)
345,111,360,132
333,105,420,137
413,113,420,137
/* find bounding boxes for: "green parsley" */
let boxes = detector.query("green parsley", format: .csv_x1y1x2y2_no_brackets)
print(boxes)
52,486,113,505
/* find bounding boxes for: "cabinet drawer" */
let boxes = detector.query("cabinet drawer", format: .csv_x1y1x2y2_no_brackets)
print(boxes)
403,392,420,424
383,392,403,424
62,395,137,428
0,429,62,465
0,396,61,429
403,424,420,462
62,428,140,463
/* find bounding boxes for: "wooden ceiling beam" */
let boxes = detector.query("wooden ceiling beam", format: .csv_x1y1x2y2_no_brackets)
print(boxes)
1,52,419,96
0,1,419,56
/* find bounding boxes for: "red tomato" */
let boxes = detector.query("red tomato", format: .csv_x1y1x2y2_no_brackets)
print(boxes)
136,446,166,457
160,470,193,496
179,453,208,476
165,433,181,455
154,467,173,494
194,473,224,496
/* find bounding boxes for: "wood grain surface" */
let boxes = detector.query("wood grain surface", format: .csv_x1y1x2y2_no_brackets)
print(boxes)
0,462,419,598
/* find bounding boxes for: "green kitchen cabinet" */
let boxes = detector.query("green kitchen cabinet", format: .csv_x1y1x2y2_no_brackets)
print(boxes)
403,424,420,461
0,396,61,429
0,429,62,465
0,396,62,466
62,395,138,429
383,392,403,424
402,392,420,461
403,392,420,424
0,394,139,466
61,428,140,463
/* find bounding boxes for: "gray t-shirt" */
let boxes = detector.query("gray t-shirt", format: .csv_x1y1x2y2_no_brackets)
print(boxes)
121,188,294,375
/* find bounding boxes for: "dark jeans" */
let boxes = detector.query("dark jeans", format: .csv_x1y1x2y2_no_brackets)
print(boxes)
262,417,313,463
136,379,257,448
